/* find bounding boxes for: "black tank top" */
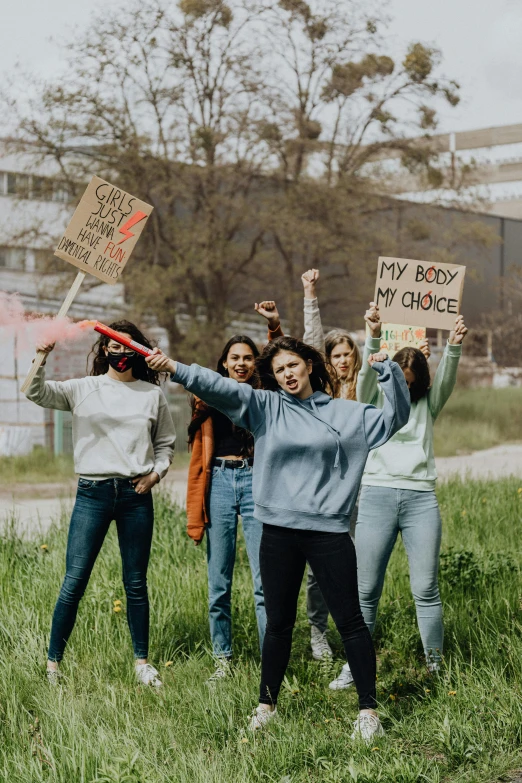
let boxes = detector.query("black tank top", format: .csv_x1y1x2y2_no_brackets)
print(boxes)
211,408,253,458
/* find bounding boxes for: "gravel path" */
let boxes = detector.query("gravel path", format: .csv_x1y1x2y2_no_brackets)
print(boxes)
436,444,522,482
1,446,521,538
0,469,188,539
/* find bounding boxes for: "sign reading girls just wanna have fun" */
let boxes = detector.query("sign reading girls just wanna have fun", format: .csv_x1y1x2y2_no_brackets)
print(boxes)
54,176,153,284
20,177,153,393
374,257,466,331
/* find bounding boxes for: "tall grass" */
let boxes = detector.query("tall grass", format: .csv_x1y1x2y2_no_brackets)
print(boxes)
0,478,521,781
434,387,522,456
0,447,76,483
0,448,190,485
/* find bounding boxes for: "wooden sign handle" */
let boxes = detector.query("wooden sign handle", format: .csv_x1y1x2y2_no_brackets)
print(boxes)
20,271,87,394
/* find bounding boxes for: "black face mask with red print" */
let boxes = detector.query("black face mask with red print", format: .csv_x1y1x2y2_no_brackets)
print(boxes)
107,352,137,374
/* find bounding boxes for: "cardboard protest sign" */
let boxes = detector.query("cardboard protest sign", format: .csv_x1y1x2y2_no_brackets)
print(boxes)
367,323,426,359
54,176,153,285
374,257,466,331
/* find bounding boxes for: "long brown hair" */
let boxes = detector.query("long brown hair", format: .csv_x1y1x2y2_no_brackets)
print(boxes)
89,320,161,385
324,329,362,400
393,346,431,403
187,335,260,446
256,336,333,396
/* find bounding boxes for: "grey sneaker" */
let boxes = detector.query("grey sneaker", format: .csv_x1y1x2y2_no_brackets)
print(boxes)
206,657,231,683
329,663,354,690
310,626,333,660
135,663,162,688
248,705,277,731
350,712,385,742
46,668,62,686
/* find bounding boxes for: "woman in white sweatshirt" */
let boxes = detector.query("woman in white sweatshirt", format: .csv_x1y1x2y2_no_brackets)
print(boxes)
25,320,176,686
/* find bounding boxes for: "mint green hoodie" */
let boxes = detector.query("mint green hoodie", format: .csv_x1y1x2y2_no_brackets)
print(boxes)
357,337,462,490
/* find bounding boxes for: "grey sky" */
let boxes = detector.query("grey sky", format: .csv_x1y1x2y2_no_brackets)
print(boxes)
2,0,521,135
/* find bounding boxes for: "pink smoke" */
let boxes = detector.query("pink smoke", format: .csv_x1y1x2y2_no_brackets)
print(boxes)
0,291,95,351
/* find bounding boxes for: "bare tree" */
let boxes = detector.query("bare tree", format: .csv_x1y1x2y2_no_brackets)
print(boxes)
3,0,490,356
6,0,275,361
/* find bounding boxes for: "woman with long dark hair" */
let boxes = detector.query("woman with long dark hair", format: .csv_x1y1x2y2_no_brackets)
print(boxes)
25,320,175,686
329,302,467,689
186,302,282,681
146,335,410,740
188,335,261,681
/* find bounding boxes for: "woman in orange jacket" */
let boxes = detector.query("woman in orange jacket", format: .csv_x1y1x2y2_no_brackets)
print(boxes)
186,302,282,681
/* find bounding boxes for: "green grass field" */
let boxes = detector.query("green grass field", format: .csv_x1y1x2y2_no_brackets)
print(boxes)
0,448,191,485
1,478,521,782
434,387,522,457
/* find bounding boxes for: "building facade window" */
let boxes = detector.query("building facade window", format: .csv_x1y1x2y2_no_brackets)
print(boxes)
0,171,73,202
0,247,27,270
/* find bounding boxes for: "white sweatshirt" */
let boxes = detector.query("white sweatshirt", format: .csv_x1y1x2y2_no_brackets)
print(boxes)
25,367,176,480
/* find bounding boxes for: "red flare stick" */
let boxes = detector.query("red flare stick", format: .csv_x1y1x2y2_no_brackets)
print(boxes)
93,321,154,356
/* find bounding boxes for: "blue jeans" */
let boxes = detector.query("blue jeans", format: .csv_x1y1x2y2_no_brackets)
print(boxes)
356,486,443,663
48,478,154,662
206,464,266,658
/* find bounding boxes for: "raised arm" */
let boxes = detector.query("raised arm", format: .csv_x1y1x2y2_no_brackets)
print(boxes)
428,315,467,420
146,352,267,432
151,392,176,479
356,302,383,405
254,300,283,340
24,343,73,410
363,359,410,450
301,268,325,351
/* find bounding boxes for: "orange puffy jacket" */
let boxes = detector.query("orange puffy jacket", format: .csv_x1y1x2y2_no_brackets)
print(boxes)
185,324,283,543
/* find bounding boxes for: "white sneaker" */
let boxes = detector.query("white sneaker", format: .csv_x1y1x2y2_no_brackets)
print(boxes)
206,657,231,683
427,660,440,674
135,663,162,688
329,663,354,690
350,712,385,742
248,705,277,731
310,626,333,660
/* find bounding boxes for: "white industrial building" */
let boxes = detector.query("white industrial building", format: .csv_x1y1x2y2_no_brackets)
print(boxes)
0,140,125,455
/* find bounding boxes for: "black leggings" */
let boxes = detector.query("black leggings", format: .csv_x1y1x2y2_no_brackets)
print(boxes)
259,523,376,710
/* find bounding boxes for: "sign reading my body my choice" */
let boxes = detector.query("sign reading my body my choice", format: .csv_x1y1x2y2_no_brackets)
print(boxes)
54,176,153,285
374,256,466,331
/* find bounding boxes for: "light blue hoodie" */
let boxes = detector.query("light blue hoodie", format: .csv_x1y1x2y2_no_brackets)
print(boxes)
172,360,410,533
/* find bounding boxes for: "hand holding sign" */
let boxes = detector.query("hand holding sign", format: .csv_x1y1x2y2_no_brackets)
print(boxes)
21,176,153,393
375,257,466,330
448,315,468,345
418,338,431,359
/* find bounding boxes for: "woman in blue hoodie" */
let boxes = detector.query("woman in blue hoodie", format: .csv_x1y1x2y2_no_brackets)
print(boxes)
146,337,410,741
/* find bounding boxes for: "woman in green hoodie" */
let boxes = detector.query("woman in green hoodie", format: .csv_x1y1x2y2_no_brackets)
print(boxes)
330,302,467,689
